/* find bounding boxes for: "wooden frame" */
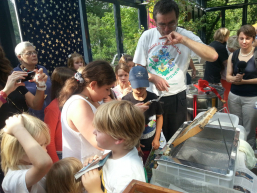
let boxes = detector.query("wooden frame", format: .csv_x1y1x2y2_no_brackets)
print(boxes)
123,180,181,193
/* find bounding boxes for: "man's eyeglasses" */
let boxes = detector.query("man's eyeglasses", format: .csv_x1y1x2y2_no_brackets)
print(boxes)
157,22,177,30
23,51,38,56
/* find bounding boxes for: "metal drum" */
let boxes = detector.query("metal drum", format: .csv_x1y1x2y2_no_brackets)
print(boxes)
186,84,224,120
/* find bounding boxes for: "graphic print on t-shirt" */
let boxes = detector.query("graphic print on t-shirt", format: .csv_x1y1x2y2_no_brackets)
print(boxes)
144,115,156,135
148,45,180,81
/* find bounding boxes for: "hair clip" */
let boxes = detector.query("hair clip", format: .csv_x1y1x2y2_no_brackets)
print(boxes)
74,72,84,83
68,54,72,58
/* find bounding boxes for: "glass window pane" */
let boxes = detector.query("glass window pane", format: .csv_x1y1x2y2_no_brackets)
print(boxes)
225,8,243,36
7,0,21,44
86,2,117,62
121,6,140,58
247,4,257,26
206,11,222,43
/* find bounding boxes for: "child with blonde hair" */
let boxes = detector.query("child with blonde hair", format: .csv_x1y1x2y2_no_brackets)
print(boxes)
82,100,146,193
46,157,83,193
67,53,86,70
1,113,52,193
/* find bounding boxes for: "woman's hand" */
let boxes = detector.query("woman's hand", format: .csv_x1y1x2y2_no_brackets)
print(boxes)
234,73,244,82
31,68,48,86
3,71,26,96
4,114,25,136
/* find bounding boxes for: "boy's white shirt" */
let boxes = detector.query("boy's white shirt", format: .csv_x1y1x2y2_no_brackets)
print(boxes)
2,165,46,193
102,147,145,193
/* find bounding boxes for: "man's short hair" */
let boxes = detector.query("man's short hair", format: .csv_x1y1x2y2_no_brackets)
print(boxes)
93,100,145,150
153,0,179,21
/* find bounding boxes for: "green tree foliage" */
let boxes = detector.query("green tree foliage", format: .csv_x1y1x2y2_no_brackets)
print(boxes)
147,0,257,43
87,3,144,63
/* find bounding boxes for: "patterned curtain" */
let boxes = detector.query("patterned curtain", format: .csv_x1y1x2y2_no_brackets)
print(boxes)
15,0,84,74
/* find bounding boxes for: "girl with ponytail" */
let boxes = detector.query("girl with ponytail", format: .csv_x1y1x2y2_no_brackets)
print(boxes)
58,60,116,162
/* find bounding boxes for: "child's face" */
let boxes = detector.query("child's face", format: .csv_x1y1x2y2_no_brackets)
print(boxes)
73,57,84,70
117,69,129,85
132,87,147,98
93,129,117,150
91,83,114,102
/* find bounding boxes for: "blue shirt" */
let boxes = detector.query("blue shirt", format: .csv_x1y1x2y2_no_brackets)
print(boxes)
13,64,52,120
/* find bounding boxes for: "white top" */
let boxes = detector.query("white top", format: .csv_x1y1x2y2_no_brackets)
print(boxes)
112,85,123,100
133,27,203,96
2,165,46,193
102,147,145,193
61,95,103,162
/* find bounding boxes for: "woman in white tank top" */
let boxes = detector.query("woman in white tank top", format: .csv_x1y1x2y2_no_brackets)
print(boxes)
58,61,116,162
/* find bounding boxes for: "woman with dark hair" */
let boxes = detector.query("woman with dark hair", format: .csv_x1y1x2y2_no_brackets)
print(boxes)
44,67,76,163
227,25,257,148
59,60,116,162
13,41,52,121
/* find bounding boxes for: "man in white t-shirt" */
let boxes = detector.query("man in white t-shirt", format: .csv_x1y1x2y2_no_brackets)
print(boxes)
133,0,218,141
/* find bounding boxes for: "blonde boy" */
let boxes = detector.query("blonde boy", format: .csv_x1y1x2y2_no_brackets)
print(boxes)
82,100,146,193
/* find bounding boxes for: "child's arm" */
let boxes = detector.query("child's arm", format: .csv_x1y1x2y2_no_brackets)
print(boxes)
5,115,52,190
152,114,163,150
82,169,103,193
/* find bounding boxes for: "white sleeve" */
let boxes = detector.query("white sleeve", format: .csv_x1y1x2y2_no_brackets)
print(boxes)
133,32,148,67
188,31,205,60
2,170,29,193
111,173,146,193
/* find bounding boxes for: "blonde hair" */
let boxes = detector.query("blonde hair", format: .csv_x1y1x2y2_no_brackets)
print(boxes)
213,28,230,43
119,54,133,64
67,52,86,69
227,35,240,50
1,113,50,174
46,157,83,193
93,100,145,150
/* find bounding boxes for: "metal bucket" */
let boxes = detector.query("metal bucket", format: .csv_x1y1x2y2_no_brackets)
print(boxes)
186,84,224,120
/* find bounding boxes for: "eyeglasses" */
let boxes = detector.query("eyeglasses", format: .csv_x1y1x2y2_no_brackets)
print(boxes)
23,51,38,56
157,21,177,30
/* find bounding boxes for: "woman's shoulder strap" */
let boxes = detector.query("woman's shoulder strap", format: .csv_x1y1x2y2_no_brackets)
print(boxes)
231,48,240,64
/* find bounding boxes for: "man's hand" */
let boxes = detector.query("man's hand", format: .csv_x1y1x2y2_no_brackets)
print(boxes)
82,169,102,193
149,74,169,91
192,69,196,79
159,31,184,45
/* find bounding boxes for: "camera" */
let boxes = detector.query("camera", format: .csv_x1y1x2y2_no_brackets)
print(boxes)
21,71,35,82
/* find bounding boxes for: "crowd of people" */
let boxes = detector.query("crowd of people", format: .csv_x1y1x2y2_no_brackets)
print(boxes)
0,0,256,192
